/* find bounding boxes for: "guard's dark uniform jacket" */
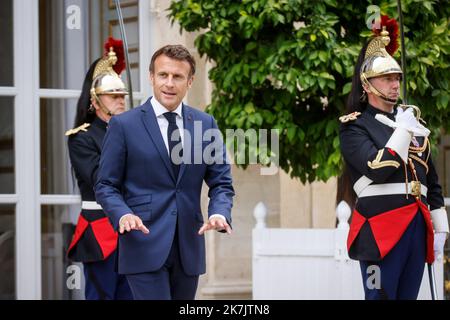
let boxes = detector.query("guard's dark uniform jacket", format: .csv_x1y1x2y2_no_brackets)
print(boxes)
339,104,444,263
66,117,118,262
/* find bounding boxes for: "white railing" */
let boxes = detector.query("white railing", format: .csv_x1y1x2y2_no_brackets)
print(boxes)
252,201,444,300
445,198,450,207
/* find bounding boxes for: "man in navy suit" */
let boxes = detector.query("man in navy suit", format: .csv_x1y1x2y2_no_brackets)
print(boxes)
95,44,234,300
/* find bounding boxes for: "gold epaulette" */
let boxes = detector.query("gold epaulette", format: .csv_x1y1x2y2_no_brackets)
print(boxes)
339,111,361,123
65,123,90,136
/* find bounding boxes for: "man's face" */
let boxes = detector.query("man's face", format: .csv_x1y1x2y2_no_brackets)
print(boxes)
150,54,193,111
92,94,126,121
368,73,401,104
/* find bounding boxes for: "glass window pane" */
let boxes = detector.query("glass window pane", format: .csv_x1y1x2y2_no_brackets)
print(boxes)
42,204,83,300
39,0,140,91
0,0,13,86
0,204,15,299
39,0,88,90
0,97,15,193
40,98,77,195
106,0,140,92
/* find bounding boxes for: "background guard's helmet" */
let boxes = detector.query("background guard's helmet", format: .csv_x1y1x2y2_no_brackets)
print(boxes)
90,38,128,98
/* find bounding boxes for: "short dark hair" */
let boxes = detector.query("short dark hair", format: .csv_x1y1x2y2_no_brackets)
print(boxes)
149,44,196,78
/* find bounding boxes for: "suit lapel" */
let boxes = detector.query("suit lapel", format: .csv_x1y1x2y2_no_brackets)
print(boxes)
140,99,176,183
177,104,193,185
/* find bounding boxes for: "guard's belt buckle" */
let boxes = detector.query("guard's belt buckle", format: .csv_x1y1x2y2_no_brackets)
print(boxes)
411,181,421,197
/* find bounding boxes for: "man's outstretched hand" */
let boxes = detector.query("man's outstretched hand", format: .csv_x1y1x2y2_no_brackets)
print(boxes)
119,214,150,234
198,216,232,235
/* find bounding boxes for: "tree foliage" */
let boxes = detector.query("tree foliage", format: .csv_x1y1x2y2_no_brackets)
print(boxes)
168,0,450,183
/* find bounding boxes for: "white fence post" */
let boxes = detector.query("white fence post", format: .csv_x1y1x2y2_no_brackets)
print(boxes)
252,202,268,299
253,202,267,229
336,200,351,230
334,201,351,261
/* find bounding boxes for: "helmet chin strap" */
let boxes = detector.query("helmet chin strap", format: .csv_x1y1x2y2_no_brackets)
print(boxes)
97,97,115,116
361,74,398,104
92,91,115,116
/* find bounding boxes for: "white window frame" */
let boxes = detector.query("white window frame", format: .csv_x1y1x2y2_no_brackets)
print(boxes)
10,0,151,299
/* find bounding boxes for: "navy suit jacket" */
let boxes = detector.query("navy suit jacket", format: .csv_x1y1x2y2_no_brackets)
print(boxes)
95,98,234,275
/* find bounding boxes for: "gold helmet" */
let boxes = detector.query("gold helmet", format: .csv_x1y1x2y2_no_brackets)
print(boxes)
360,27,402,80
90,47,128,97
360,18,402,104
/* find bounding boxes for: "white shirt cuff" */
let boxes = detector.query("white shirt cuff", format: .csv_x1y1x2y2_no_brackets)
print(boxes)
209,214,227,223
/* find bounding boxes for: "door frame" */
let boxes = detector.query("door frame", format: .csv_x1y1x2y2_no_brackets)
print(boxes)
7,0,151,299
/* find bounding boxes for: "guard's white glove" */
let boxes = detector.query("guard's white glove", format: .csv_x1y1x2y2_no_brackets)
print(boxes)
433,232,447,261
375,107,430,137
396,107,418,129
415,122,431,137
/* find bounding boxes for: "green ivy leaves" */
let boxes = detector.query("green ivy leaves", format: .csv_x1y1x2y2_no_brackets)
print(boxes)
169,0,450,183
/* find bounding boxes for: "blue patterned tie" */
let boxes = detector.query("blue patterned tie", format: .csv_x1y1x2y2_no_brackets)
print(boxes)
163,112,182,179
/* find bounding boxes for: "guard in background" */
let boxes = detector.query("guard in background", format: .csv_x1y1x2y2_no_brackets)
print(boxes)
339,16,449,299
65,38,132,300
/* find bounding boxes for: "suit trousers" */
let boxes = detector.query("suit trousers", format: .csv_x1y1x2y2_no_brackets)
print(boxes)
125,226,199,300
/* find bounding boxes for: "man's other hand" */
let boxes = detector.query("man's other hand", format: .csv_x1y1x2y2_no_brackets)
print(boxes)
198,216,232,235
119,214,150,234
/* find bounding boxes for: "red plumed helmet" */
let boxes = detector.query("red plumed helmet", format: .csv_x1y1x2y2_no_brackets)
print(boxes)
372,15,399,56
103,37,125,75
